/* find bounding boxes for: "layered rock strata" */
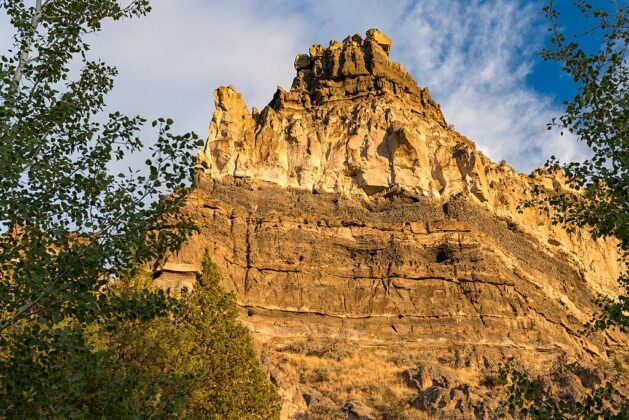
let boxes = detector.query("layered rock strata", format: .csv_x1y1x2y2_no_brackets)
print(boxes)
157,30,627,418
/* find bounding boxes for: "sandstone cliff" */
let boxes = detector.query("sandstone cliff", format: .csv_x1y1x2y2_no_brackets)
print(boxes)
156,30,627,418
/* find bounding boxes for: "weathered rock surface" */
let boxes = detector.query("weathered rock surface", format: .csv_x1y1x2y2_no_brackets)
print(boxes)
158,29,628,418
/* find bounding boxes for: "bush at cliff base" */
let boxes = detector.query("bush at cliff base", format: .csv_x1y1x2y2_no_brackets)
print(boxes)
0,253,281,418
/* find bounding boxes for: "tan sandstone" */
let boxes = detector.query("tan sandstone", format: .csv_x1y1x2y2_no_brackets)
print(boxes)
158,30,628,418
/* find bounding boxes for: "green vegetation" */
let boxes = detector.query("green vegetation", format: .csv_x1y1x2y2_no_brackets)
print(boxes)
0,0,200,337
509,2,628,416
531,0,628,331
0,253,280,417
497,360,627,419
0,1,278,417
94,253,281,419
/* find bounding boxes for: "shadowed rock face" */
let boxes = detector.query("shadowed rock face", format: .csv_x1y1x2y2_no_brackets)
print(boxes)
157,30,627,419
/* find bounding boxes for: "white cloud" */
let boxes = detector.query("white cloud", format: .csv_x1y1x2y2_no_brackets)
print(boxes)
89,0,307,137
3,0,588,173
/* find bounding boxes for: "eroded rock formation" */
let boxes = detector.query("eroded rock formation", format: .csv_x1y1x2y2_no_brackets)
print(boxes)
156,29,627,418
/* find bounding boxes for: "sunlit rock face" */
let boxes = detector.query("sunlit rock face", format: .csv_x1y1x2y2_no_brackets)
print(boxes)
198,28,449,197
157,29,627,419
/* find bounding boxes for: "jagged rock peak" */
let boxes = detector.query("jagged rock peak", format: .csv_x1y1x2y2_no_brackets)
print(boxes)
167,29,628,420
199,29,464,197
272,28,442,113
271,29,438,110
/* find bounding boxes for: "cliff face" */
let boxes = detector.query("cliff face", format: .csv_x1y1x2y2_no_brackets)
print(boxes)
156,30,627,418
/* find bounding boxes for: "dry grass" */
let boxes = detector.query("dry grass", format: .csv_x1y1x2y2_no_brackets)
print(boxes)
277,336,352,361
263,336,629,419
275,339,422,419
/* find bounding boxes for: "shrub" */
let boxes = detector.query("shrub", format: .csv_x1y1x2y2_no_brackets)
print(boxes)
96,252,281,418
1,253,281,418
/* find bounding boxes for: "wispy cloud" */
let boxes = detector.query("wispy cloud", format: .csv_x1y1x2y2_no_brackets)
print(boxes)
392,0,588,172
88,0,306,138
3,0,588,173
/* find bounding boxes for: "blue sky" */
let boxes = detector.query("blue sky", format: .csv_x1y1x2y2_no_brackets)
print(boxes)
2,0,605,173
525,1,614,106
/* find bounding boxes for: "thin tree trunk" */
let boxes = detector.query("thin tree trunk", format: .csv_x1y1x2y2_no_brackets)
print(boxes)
11,0,43,90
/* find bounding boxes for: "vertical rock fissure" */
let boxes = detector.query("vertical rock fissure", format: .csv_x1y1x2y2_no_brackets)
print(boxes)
244,217,253,294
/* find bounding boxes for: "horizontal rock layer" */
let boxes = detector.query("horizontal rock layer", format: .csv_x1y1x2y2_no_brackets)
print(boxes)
162,179,623,355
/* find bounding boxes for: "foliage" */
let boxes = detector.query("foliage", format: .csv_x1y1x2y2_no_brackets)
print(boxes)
497,360,627,419
0,0,205,416
0,275,186,417
1,254,280,418
0,0,202,335
530,1,628,331
92,253,281,419
176,253,281,418
0,320,189,417
483,371,509,388
507,2,628,415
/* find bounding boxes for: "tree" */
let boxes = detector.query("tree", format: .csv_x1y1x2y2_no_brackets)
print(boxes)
91,253,282,419
0,0,201,335
0,0,201,414
536,0,628,331
503,2,628,416
1,254,281,418
177,254,280,418
497,360,627,419
0,2,280,416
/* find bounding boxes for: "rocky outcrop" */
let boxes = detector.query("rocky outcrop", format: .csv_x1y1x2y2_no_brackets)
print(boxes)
158,29,627,418
198,28,447,197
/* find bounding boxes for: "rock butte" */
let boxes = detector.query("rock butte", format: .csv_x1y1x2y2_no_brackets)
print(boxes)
156,29,627,418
